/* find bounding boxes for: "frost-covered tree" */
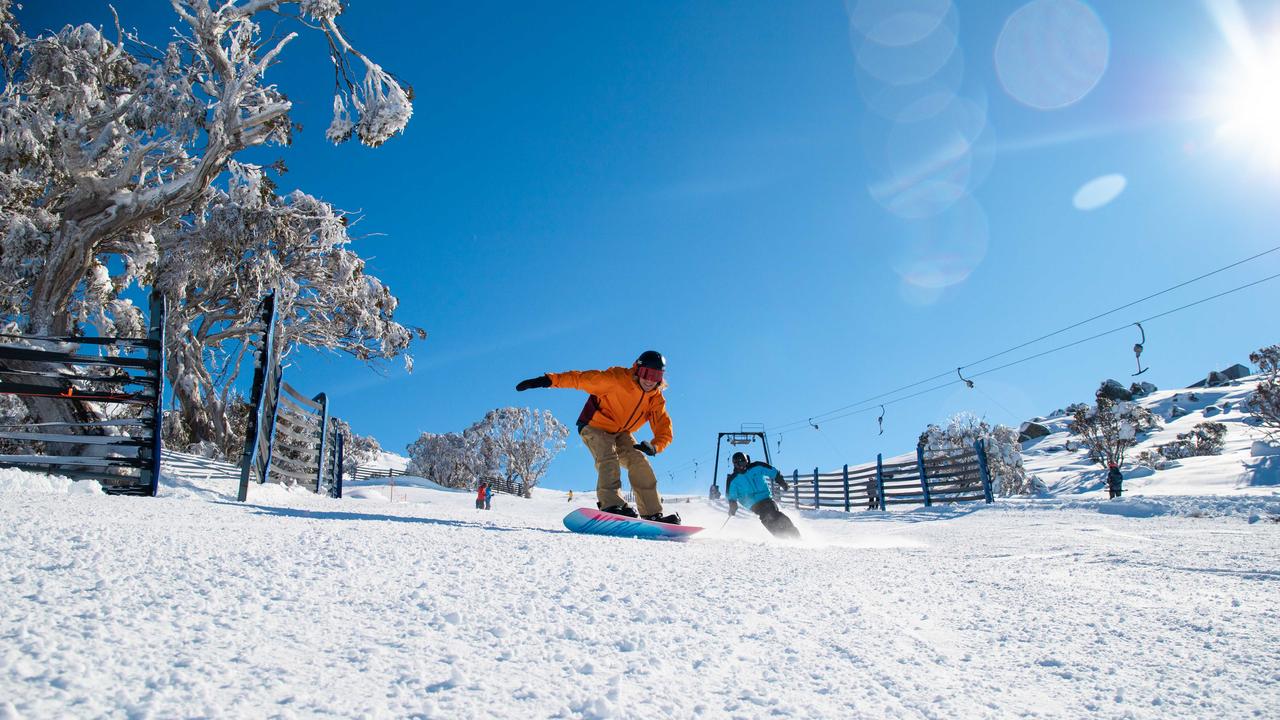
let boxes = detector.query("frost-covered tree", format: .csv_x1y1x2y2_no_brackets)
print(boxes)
469,407,567,495
1067,396,1159,468
406,432,476,490
1247,345,1280,440
155,164,424,457
918,412,1033,496
0,0,413,426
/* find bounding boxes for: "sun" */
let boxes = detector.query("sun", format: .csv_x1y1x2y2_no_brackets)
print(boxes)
1203,2,1280,170
1213,47,1280,166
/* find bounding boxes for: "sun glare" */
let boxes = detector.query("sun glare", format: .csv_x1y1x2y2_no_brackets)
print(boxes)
1204,1,1280,170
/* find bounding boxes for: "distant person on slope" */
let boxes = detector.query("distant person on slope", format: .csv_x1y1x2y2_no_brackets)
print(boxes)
515,351,679,524
485,482,494,510
1106,462,1124,499
726,452,800,539
475,481,487,510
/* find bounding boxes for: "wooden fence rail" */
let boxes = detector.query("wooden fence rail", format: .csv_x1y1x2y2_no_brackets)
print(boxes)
0,292,166,496
790,441,995,512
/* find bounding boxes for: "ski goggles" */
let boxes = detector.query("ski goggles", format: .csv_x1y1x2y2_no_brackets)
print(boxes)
635,366,664,384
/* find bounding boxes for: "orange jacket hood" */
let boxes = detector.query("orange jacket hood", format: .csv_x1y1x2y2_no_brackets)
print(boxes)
546,366,673,452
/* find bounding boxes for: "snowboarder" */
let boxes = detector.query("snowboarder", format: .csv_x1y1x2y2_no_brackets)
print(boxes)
725,452,800,539
515,350,679,524
1106,462,1123,499
475,481,487,510
567,489,574,503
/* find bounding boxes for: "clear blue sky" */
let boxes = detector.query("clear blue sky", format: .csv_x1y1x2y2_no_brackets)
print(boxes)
20,1,1280,493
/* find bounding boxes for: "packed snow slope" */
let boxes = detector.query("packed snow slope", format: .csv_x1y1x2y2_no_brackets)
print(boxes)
2,466,1278,719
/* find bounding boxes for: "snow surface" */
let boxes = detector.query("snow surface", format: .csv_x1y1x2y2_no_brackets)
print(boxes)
3,461,1278,719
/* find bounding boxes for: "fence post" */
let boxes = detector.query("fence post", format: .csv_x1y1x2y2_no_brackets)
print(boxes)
332,427,344,499
313,392,329,493
144,291,166,497
875,453,886,511
260,370,283,486
842,464,850,512
916,443,933,507
812,467,819,509
976,439,994,503
792,469,799,509
237,292,277,502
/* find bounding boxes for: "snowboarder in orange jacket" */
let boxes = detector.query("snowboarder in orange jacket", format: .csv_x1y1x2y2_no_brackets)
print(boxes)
516,351,679,524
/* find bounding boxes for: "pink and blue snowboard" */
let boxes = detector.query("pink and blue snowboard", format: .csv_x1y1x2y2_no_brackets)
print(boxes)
563,507,703,541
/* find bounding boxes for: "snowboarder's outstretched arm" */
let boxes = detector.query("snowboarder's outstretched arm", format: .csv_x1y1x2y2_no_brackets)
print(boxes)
515,375,551,391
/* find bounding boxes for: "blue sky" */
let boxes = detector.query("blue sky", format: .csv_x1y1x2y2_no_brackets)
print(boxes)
20,1,1280,493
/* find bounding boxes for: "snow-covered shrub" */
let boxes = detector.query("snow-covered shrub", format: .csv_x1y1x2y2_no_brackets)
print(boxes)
918,412,1032,496
406,432,476,489
1067,397,1160,468
1135,450,1171,471
1247,345,1280,440
1158,422,1228,460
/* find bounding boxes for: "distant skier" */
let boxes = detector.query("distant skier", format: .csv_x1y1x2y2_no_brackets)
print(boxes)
485,482,493,510
475,481,487,510
725,452,800,539
1106,462,1124,499
567,490,574,503
515,350,679,524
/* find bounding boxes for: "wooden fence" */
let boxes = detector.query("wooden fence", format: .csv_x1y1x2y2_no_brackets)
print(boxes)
236,293,344,501
0,292,166,496
790,441,994,511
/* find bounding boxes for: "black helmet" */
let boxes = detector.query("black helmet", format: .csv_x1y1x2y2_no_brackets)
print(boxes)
636,350,666,370
731,451,750,465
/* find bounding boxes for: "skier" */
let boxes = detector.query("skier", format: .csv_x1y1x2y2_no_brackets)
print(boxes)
515,350,679,524
485,482,494,510
1106,462,1124,499
475,481,487,510
725,452,800,539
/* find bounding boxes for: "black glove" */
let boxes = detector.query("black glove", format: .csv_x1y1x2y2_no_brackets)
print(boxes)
727,500,738,516
515,375,551,391
633,441,656,456
778,479,789,493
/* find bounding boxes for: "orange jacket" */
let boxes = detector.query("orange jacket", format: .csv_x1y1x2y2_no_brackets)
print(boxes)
547,366,673,453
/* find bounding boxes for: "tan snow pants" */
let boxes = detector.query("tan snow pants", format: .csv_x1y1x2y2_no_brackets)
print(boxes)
580,425,662,516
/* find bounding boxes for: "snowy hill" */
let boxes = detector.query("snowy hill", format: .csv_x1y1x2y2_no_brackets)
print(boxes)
4,445,1280,718
1020,374,1279,499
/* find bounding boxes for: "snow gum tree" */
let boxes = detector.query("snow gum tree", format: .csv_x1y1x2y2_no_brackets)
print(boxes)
470,407,568,496
918,412,1033,496
1067,396,1159,468
0,0,416,433
155,164,424,457
406,432,475,490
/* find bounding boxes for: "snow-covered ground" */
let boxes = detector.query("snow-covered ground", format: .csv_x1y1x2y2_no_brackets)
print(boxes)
3,460,1278,719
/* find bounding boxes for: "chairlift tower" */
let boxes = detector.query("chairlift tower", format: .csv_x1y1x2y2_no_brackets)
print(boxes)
709,423,772,499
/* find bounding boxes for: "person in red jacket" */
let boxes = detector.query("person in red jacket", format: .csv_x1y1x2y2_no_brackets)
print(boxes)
516,351,679,524
475,481,487,510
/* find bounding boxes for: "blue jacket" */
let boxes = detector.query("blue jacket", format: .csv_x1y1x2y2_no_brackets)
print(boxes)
725,462,783,508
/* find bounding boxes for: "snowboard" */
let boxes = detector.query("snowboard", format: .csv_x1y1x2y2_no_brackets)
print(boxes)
563,507,704,541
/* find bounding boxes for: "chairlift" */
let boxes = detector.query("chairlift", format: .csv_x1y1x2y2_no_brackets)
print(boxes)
957,367,975,388
877,404,885,436
1132,322,1149,376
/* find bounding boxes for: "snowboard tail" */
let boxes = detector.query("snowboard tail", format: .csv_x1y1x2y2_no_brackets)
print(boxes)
563,507,703,540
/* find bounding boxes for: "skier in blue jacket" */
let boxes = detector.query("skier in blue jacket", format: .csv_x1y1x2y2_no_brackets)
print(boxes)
725,452,800,539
